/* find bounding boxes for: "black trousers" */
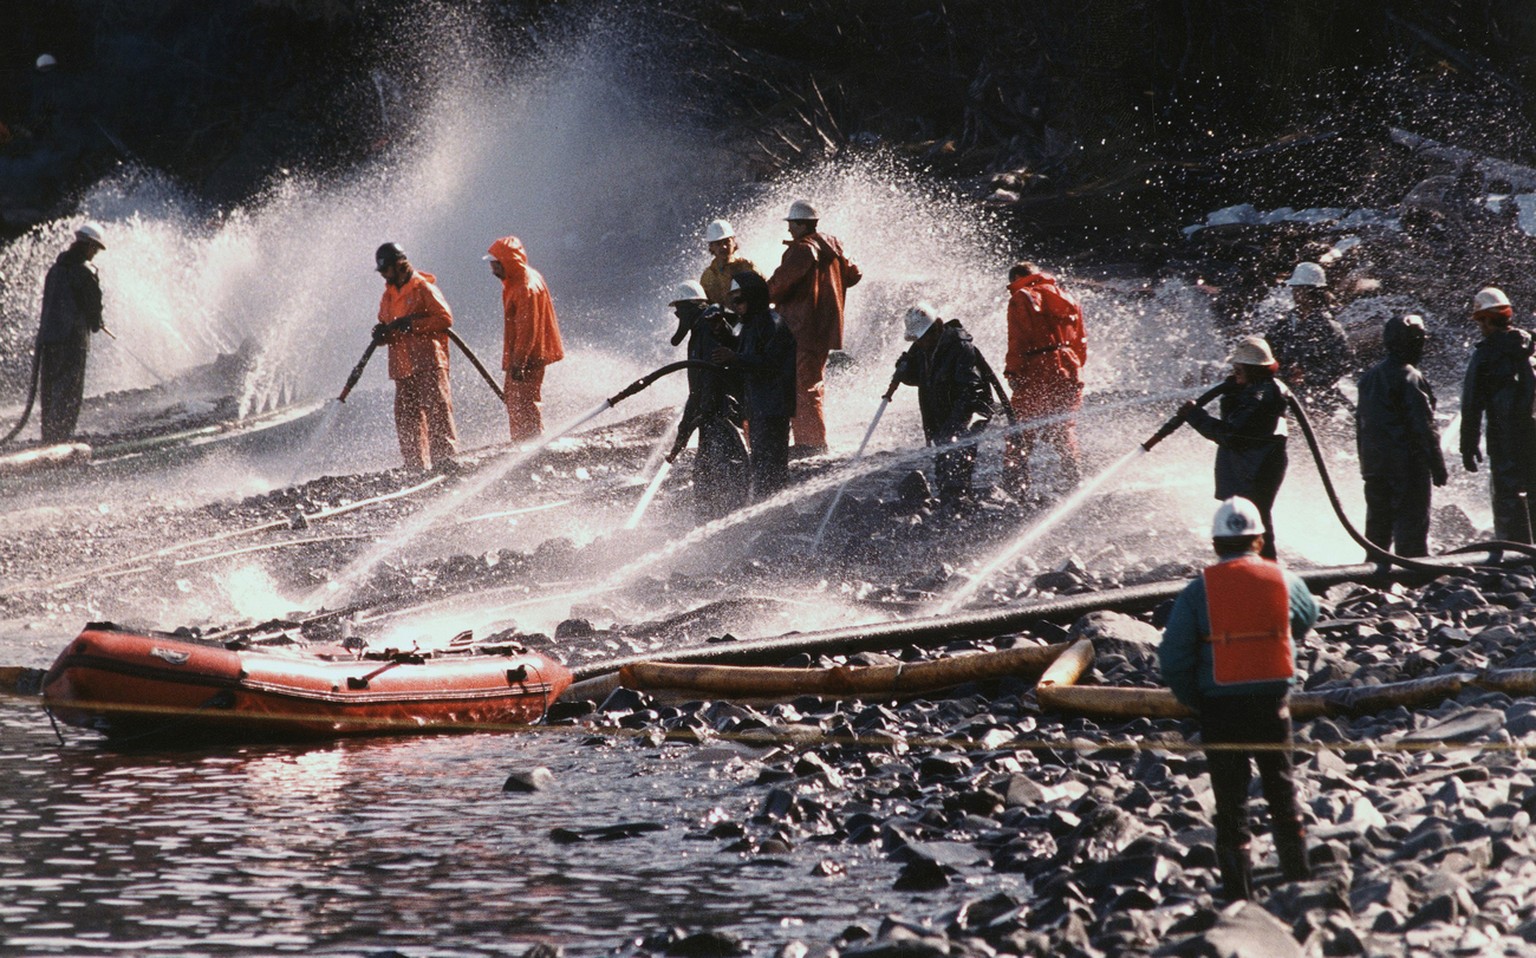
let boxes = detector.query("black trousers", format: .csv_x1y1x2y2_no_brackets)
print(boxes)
1363,471,1432,557
1199,694,1304,852
747,415,791,503
39,334,90,442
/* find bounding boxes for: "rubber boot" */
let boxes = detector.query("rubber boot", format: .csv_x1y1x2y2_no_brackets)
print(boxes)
1275,827,1312,881
1216,843,1253,901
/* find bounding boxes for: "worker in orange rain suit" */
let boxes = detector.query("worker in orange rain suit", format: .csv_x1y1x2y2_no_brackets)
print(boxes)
374,242,458,472
1003,261,1087,493
766,199,861,458
485,236,564,442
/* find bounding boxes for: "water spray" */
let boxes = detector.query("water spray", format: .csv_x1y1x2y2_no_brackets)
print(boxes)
810,367,903,552
625,459,672,530
100,324,171,386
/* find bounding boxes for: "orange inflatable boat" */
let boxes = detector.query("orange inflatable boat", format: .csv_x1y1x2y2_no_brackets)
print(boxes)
42,623,572,742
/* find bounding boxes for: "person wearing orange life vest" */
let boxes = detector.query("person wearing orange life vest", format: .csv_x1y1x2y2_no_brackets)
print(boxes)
373,242,458,471
485,236,563,442
1159,496,1319,902
1002,261,1086,494
766,199,861,458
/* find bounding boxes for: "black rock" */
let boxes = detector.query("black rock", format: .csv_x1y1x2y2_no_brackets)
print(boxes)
667,931,747,957
502,766,554,793
892,859,952,891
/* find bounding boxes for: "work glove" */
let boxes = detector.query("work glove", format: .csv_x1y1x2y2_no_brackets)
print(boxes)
710,346,735,365
386,316,413,334
507,365,527,382
1463,448,1482,473
1432,461,1449,487
370,322,390,345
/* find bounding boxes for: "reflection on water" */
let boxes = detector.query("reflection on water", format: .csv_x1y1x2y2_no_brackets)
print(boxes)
0,703,913,956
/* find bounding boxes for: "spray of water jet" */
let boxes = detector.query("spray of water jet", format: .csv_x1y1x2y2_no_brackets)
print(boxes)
625,459,673,530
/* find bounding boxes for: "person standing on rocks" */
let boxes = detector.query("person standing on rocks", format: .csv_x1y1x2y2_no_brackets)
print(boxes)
699,219,753,308
767,199,861,458
1460,286,1536,543
1158,495,1319,901
1181,336,1290,560
892,303,995,503
485,235,563,443
36,221,106,442
373,242,458,472
713,270,795,501
665,281,748,520
1002,261,1086,495
1263,261,1351,413
1356,314,1447,557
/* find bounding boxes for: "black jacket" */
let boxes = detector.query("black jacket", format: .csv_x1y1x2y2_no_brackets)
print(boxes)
733,307,797,420
1356,358,1444,480
1188,376,1289,500
897,320,994,443
674,310,744,451
38,246,103,344
1265,311,1350,393
1460,327,1536,463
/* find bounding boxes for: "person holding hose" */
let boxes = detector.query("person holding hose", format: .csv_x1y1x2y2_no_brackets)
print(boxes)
1460,286,1536,543
665,281,747,520
1002,261,1086,495
485,235,563,442
1181,336,1290,560
767,199,861,458
1159,496,1319,901
893,303,995,504
714,270,795,501
37,222,106,442
373,242,457,472
1356,314,1447,557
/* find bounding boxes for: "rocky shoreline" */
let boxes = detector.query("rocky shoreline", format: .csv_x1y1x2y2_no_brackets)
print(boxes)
547,562,1536,957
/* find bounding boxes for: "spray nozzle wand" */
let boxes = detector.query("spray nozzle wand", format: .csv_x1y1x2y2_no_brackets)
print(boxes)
1140,379,1232,452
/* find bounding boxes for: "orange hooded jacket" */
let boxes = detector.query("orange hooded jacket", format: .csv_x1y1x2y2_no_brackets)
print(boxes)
377,269,453,380
487,236,564,372
1004,271,1086,393
767,231,861,353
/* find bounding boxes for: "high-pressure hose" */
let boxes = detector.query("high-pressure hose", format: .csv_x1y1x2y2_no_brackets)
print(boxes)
1,330,44,445
606,360,724,406
1284,389,1474,576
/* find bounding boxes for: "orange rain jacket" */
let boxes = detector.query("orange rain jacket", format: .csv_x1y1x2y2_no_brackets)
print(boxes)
378,269,453,381
1004,271,1087,401
487,236,564,373
767,232,861,354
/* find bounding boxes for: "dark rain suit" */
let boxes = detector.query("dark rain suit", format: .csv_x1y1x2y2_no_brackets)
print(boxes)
896,320,994,499
671,306,749,520
1159,553,1320,899
1265,311,1351,411
1460,327,1536,543
728,273,797,502
37,243,104,442
1355,330,1446,557
1186,377,1289,559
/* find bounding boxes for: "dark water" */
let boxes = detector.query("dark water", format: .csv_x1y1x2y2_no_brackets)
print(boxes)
0,701,962,957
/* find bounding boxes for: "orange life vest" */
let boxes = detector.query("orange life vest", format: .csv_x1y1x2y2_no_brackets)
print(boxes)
1202,555,1294,686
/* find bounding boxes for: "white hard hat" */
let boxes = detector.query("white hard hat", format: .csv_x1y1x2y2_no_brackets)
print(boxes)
74,221,106,249
1285,262,1327,287
904,303,939,341
36,53,57,71
670,280,707,305
1212,497,1265,538
785,199,820,221
703,219,734,243
1225,335,1276,367
1473,287,1511,313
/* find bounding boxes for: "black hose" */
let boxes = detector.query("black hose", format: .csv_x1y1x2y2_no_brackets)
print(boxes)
1285,389,1475,576
445,329,506,403
1141,379,1231,452
1442,539,1536,560
606,360,724,406
1,330,43,446
972,350,1017,425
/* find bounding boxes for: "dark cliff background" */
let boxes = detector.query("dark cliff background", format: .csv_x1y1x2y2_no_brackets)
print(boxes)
2,0,1534,251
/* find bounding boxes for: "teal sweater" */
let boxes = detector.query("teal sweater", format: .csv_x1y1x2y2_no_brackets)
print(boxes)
1158,558,1319,707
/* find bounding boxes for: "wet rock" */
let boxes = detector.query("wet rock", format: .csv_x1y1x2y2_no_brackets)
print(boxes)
502,767,554,792
1155,901,1304,957
1399,707,1504,745
1070,609,1162,648
666,930,747,957
597,687,648,713
555,617,595,637
891,859,952,891
523,945,562,958
896,471,932,506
